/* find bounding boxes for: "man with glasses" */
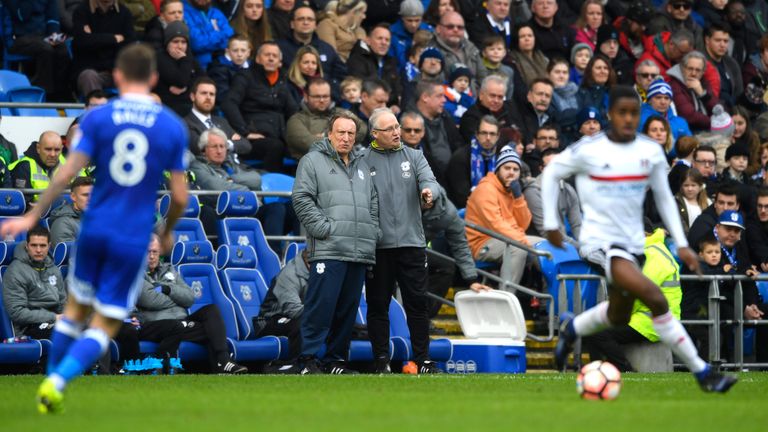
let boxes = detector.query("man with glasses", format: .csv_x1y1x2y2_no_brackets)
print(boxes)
668,51,718,132
637,28,720,101
524,123,560,178
414,81,463,185
428,11,487,94
286,77,367,159
364,108,441,374
528,0,574,60
400,112,426,149
633,60,661,103
647,0,704,51
277,6,346,95
447,115,501,208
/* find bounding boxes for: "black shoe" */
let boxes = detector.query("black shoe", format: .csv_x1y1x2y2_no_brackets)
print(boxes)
417,360,442,374
324,361,359,375
374,356,392,374
696,366,738,393
216,361,248,374
554,312,576,372
300,357,324,375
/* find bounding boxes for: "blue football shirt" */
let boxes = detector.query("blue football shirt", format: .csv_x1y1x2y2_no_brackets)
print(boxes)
72,94,188,246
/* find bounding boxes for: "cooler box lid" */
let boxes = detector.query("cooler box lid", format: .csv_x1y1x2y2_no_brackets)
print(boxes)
455,290,527,341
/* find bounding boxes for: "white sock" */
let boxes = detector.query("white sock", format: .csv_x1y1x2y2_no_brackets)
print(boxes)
652,311,707,373
573,301,611,337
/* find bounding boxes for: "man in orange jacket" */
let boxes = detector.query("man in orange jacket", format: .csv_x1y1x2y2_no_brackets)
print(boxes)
465,144,543,288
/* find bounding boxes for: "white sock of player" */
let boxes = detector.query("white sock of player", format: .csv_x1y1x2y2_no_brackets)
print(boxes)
652,311,707,373
572,301,611,336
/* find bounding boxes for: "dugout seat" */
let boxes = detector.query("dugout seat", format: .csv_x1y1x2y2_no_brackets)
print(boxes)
52,241,73,267
171,240,215,265
0,190,27,243
217,191,280,285
283,242,305,265
173,218,207,243
159,194,201,218
177,263,282,361
260,173,294,204
535,240,600,315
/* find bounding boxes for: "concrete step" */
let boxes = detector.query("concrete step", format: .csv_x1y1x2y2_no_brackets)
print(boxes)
431,318,462,336
525,351,590,369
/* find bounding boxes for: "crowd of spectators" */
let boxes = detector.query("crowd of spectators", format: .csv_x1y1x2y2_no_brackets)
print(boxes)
3,0,768,368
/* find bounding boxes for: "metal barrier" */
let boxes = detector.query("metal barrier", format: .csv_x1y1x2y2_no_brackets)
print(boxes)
463,220,553,260
0,102,85,110
556,273,768,371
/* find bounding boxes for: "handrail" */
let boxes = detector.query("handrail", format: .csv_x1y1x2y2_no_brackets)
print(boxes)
17,188,293,198
463,220,553,259
0,102,85,109
557,273,768,370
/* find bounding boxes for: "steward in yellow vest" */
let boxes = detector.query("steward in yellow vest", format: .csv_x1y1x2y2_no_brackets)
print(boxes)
9,132,65,196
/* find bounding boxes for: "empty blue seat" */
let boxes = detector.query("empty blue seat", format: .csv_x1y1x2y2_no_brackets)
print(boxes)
0,70,31,100
218,217,281,286
260,173,294,204
171,240,214,265
215,244,258,270
0,189,26,216
173,218,207,243
7,86,45,103
159,194,201,218
219,267,269,340
216,190,259,217
535,240,599,314
177,263,282,361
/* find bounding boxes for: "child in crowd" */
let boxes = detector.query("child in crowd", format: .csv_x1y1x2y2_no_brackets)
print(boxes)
339,76,363,110
444,63,475,124
481,35,520,102
675,167,710,234
404,43,426,83
569,43,592,85
208,35,252,104
722,144,751,184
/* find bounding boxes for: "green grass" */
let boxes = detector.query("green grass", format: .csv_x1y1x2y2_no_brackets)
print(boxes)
0,373,766,432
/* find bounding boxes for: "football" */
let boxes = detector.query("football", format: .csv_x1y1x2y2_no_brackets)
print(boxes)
576,361,622,400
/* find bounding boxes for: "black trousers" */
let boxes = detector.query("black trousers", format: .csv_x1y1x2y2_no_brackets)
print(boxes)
138,304,230,368
246,137,284,173
253,314,301,361
426,244,456,318
366,247,431,363
7,35,70,96
583,326,647,372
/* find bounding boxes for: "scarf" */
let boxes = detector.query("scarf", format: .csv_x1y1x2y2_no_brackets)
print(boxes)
470,137,496,189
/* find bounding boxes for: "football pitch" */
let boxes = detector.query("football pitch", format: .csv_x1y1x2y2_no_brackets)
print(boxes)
1,373,767,432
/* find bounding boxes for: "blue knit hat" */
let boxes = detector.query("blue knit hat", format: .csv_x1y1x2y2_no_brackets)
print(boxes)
646,78,673,100
419,47,444,68
495,144,521,172
578,106,601,126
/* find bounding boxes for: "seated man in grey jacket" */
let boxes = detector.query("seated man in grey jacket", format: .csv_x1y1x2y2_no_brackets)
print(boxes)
49,176,94,246
254,249,309,372
135,235,247,374
189,127,298,251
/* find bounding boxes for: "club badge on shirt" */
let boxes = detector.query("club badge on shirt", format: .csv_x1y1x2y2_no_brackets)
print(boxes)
401,161,411,178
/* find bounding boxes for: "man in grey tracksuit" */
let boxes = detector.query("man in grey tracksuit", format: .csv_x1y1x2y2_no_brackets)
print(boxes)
363,108,441,374
292,112,379,374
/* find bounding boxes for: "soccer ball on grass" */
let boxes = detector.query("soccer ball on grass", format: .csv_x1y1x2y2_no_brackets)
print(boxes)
576,360,621,400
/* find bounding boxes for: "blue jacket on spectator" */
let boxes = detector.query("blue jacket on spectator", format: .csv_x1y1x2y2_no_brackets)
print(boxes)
207,54,249,105
639,103,692,145
2,0,60,37
388,19,433,73
182,0,233,69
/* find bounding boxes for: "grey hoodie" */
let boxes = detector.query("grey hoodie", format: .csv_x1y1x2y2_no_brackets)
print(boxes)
135,262,195,322
48,202,81,246
364,142,439,249
292,138,379,264
2,242,66,335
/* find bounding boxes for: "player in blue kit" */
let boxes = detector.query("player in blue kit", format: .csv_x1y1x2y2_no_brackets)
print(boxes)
0,44,190,414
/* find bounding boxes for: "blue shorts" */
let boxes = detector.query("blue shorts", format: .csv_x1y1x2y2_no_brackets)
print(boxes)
68,230,148,320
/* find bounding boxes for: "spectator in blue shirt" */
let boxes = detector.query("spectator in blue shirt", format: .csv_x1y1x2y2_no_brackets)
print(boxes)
182,0,233,69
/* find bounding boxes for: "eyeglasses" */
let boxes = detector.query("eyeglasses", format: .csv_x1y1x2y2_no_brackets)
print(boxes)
294,16,316,22
695,159,716,166
638,73,658,79
403,128,423,133
477,131,498,137
374,124,401,133
757,204,768,210
671,3,692,10
308,94,331,100
441,24,465,31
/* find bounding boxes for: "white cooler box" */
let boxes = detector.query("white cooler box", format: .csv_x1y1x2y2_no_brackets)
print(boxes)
444,290,527,374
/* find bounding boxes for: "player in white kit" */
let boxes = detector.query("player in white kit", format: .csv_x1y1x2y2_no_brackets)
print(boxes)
541,86,736,392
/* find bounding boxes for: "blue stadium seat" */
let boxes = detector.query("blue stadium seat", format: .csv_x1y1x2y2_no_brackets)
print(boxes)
0,70,31,100
0,243,16,265
216,190,259,216
64,108,85,118
0,6,32,71
283,242,305,264
757,280,768,303
0,190,27,243
42,194,73,219
215,244,258,271
0,273,45,363
52,241,73,267
159,194,201,218
171,240,215,265
7,86,45,103
260,173,294,204
219,267,269,340
173,218,207,243
177,263,282,361
535,240,599,314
